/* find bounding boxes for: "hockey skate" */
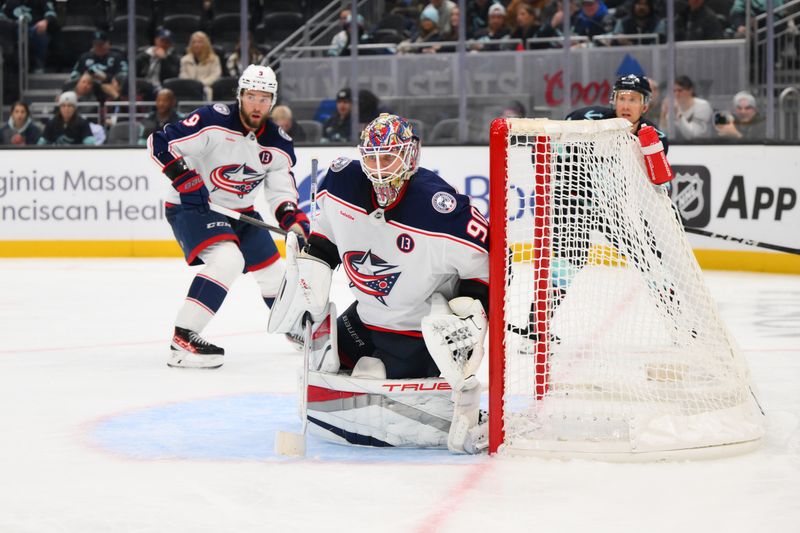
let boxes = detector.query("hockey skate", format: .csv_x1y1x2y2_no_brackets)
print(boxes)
169,327,224,369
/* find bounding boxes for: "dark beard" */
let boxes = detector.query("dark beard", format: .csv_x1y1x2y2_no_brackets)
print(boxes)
240,111,267,131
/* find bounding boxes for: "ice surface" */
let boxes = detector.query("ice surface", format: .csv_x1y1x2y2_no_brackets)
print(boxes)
0,260,797,532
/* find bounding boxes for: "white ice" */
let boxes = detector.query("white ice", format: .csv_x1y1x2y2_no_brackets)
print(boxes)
0,259,798,533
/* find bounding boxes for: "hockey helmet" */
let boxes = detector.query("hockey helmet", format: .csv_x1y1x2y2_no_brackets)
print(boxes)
238,64,278,110
358,113,420,186
611,74,651,105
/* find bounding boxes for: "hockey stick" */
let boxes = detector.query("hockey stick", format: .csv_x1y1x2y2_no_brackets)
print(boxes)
274,312,313,457
274,159,319,457
208,203,288,235
683,227,800,256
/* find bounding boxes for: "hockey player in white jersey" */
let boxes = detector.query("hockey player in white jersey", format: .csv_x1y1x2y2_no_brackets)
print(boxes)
148,65,310,369
270,114,489,452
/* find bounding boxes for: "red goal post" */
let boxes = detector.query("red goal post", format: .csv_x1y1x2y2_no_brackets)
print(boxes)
488,117,764,460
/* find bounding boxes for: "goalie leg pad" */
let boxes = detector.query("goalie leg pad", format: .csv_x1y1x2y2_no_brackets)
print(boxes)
351,356,386,379
308,302,340,373
447,380,481,453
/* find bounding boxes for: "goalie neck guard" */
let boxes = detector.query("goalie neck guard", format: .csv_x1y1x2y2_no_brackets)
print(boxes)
358,113,420,207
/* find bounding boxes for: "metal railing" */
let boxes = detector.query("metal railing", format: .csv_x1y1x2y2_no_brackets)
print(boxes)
18,16,29,98
778,86,800,140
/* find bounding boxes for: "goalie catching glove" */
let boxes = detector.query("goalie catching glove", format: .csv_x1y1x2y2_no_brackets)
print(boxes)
422,293,487,393
267,232,332,334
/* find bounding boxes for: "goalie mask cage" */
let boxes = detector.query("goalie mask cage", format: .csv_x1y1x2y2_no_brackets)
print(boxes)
488,118,764,460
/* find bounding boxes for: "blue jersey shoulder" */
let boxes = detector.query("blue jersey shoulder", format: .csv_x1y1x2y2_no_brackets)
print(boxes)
259,120,297,165
319,158,372,209
393,168,488,251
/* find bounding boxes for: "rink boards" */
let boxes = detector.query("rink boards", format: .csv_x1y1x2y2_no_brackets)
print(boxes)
0,144,798,273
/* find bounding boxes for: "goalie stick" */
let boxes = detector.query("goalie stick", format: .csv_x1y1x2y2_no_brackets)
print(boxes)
683,227,800,256
274,158,319,457
274,313,313,456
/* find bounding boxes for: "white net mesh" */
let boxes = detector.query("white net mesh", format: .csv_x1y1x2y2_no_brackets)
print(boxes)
495,118,764,458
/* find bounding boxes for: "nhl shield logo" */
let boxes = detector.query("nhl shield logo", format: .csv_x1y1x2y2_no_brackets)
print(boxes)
432,191,457,214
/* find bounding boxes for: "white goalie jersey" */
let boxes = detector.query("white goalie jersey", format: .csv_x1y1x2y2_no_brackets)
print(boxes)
313,158,489,334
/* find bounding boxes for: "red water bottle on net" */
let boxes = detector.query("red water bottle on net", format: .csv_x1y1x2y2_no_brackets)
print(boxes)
637,125,674,185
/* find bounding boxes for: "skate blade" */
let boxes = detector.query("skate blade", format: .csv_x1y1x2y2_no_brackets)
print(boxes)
168,350,223,369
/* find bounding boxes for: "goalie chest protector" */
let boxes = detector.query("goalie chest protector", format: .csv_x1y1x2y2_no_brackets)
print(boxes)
314,160,489,333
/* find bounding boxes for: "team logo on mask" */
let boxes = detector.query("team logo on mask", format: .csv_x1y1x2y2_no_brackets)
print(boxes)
209,163,265,197
342,250,401,305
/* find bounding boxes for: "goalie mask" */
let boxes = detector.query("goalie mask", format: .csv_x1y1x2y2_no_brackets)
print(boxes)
358,113,420,207
237,64,278,111
610,74,651,106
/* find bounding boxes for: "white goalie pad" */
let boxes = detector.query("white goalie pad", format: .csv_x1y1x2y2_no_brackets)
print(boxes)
421,293,488,392
305,372,455,448
307,302,340,373
268,232,332,334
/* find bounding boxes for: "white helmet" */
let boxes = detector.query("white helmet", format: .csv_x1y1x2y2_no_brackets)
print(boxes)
238,64,278,110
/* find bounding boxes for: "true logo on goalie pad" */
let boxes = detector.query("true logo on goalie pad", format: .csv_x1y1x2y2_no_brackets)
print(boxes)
431,191,457,214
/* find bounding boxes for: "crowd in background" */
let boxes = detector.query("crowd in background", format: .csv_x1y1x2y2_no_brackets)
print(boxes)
0,0,789,145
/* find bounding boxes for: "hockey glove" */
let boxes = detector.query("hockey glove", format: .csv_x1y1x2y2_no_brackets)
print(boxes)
164,158,210,213
276,202,311,248
422,294,487,393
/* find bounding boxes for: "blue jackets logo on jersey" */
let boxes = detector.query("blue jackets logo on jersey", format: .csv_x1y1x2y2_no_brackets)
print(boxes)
342,250,401,305
209,163,265,197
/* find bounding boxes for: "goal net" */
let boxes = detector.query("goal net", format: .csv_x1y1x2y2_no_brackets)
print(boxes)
488,118,764,460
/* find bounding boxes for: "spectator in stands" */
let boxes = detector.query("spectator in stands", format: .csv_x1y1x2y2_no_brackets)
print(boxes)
0,101,42,145
473,2,511,51
675,0,723,41
322,87,352,143
136,27,181,90
179,31,222,101
572,0,615,41
612,0,665,44
643,77,662,124
399,5,442,53
715,91,766,141
65,71,106,106
661,75,713,141
440,5,462,43
328,9,366,56
729,0,784,38
68,31,128,96
0,0,59,73
37,91,96,145
425,0,457,35
226,34,264,78
271,105,307,143
511,4,547,50
466,0,499,37
141,88,183,140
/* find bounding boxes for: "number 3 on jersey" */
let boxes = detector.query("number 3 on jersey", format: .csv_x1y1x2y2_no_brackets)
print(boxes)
466,206,488,243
